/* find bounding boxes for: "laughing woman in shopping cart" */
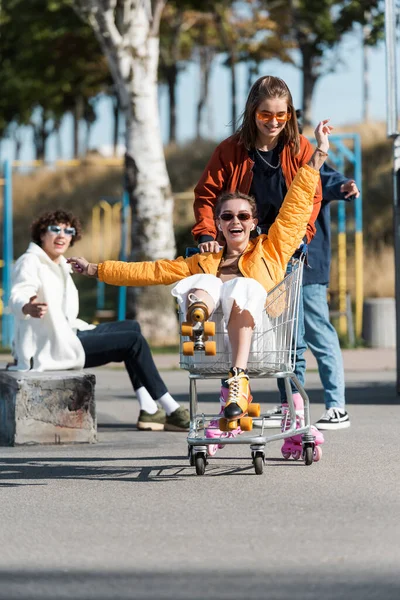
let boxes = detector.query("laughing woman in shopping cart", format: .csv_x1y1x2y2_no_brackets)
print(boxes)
68,120,332,454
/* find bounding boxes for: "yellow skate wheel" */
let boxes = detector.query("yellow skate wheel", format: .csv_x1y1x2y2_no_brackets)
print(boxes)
239,416,253,431
247,403,261,418
219,417,229,432
227,420,239,431
181,323,193,337
191,307,206,322
182,341,194,356
203,321,216,336
204,341,216,356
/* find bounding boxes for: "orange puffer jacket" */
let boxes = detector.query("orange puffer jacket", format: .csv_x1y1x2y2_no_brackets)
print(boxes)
98,165,319,293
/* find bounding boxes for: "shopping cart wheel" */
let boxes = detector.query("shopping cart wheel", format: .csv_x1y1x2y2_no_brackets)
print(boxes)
182,341,195,356
204,341,217,356
188,446,195,466
195,453,206,476
203,321,216,336
304,446,314,466
253,452,264,475
181,323,193,337
239,416,253,431
248,403,261,418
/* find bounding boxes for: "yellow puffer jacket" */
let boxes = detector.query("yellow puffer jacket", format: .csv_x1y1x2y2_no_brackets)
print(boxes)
98,165,320,293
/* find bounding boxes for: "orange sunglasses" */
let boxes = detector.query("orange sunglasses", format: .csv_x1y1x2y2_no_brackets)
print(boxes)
256,111,292,123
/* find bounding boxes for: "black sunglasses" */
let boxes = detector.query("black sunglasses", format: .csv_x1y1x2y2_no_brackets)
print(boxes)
219,212,252,222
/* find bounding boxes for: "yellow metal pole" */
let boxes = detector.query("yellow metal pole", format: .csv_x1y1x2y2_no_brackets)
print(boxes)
112,202,122,259
99,200,113,260
92,205,101,263
355,230,364,338
337,231,347,335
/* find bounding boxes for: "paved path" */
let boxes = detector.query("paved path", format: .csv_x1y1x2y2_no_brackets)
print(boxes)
0,350,399,600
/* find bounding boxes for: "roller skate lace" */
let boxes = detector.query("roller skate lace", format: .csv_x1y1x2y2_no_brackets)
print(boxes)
225,370,249,405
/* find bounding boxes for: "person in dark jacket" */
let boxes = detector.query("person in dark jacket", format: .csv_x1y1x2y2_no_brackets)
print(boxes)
304,163,359,429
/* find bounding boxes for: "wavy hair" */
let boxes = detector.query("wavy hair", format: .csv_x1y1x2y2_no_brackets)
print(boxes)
31,209,82,247
236,76,300,155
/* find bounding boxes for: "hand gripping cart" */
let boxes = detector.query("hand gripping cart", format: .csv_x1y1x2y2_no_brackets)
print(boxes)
180,256,321,475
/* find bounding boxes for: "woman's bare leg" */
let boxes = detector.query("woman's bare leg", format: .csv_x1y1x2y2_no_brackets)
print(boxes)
227,302,254,370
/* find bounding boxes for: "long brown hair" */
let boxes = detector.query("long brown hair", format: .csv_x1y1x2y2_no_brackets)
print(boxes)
214,191,258,219
236,76,300,155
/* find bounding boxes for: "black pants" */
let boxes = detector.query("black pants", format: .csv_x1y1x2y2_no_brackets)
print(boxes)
77,320,168,400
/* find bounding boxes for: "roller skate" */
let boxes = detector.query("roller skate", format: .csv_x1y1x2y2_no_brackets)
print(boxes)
281,392,324,462
218,368,261,434
181,293,216,356
205,387,242,456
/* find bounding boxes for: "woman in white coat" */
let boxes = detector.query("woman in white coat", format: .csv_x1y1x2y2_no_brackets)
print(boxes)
9,209,189,432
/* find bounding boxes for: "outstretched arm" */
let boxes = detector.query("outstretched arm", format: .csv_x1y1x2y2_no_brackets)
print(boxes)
67,255,194,287
263,120,332,271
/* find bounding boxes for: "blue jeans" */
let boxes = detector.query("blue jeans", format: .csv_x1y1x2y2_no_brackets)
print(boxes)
77,320,168,400
303,284,345,409
277,261,307,401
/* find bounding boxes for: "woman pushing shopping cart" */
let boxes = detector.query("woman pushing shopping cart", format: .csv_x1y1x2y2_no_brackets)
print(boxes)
68,120,332,475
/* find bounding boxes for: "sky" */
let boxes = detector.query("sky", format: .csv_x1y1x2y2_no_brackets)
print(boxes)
1,29,398,164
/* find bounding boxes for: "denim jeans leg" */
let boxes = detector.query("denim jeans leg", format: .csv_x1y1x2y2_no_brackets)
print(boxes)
303,284,345,409
277,262,307,401
77,320,168,400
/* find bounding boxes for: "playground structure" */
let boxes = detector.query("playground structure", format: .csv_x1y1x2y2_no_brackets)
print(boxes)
1,134,363,348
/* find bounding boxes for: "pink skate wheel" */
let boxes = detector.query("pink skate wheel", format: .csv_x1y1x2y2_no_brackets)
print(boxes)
281,450,291,460
207,444,219,457
313,446,322,462
292,449,301,460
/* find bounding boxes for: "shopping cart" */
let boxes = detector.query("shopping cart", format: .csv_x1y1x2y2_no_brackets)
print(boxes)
180,257,319,475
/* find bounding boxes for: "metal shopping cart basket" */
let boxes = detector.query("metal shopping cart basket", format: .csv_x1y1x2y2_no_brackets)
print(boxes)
180,256,319,475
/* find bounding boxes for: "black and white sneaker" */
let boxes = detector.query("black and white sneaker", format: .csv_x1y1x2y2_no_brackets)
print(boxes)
314,408,350,430
253,405,282,429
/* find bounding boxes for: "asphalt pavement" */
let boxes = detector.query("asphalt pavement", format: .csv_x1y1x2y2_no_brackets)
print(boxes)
0,348,399,600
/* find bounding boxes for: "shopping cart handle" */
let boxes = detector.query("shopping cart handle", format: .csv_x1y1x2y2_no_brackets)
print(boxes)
293,243,308,259
185,247,200,258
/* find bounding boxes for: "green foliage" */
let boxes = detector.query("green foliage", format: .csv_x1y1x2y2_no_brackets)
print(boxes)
0,0,109,141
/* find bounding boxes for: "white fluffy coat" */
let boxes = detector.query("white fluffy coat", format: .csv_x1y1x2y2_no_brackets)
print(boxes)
9,242,94,371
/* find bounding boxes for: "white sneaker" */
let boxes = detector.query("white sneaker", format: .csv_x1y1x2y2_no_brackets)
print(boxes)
314,408,350,430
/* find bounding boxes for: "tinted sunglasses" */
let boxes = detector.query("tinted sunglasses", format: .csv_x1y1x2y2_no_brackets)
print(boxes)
219,212,252,222
256,111,291,123
47,225,76,236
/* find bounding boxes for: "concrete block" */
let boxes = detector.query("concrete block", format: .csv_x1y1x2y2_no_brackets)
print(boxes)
362,297,396,349
0,370,96,446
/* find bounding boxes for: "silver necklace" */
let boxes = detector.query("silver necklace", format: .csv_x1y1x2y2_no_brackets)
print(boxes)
255,147,281,170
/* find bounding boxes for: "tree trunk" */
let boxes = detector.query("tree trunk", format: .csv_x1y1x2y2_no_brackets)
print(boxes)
300,46,317,127
196,47,213,139
113,93,120,155
166,66,177,144
230,50,237,133
73,96,84,158
74,0,177,343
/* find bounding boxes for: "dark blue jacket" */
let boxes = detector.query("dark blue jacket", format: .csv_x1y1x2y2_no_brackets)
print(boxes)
304,163,352,286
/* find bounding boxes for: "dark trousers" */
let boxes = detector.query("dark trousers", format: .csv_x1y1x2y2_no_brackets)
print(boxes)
77,320,168,400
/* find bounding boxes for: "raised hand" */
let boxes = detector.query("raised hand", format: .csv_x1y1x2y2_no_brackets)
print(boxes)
340,179,360,199
22,295,48,318
314,119,333,153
